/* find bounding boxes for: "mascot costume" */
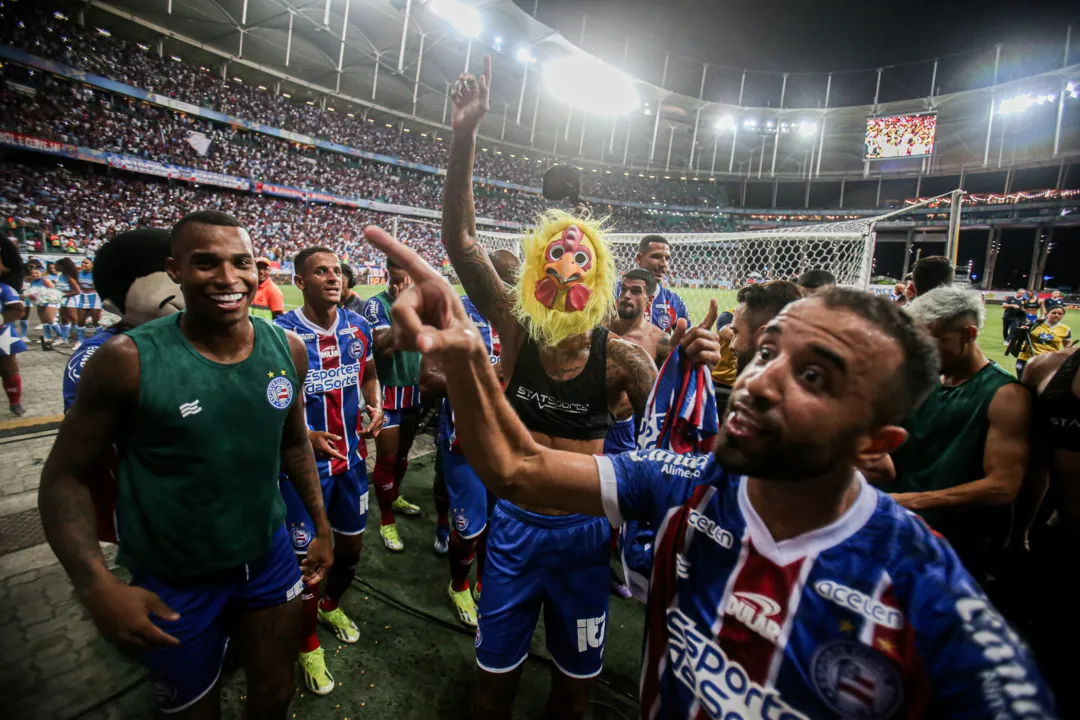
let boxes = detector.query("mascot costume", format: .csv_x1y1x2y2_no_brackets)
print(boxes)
514,165,616,348
0,236,26,416
63,229,185,542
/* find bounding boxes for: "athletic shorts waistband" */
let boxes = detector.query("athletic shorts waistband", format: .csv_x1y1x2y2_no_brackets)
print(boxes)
494,499,601,529
611,417,634,428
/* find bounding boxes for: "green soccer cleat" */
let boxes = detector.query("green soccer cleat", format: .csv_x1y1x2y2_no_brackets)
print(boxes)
380,523,405,552
392,496,421,515
318,606,360,644
448,583,479,627
298,647,335,696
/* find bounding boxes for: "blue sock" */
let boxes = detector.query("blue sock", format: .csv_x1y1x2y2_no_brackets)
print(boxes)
43,325,52,340
60,324,71,340
51,323,62,338
76,326,86,342
19,319,28,338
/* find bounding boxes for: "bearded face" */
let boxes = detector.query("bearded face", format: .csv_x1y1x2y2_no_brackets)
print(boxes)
532,224,597,314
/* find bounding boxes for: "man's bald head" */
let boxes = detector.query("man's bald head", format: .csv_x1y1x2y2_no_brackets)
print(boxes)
490,249,520,285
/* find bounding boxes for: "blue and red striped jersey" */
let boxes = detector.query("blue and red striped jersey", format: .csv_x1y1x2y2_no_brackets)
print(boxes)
438,296,499,453
275,308,374,478
595,450,1055,719
651,285,690,332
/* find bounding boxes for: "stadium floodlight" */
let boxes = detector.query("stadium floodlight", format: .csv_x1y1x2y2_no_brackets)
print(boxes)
999,92,1057,115
515,47,536,64
170,56,183,62
96,28,112,37
493,36,503,51
743,118,758,128
542,54,638,115
715,115,736,131
798,120,818,136
429,0,482,39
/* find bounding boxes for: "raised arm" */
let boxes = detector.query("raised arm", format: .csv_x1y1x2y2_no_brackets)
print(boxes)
442,55,516,332
363,225,604,515
39,337,181,651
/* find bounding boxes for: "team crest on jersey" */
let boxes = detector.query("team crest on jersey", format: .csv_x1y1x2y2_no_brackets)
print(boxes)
453,510,469,533
810,641,903,720
291,524,312,547
347,338,364,360
267,376,294,409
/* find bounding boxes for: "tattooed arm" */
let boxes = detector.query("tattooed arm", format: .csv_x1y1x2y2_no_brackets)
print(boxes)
443,55,517,338
281,331,333,584
607,337,658,420
655,334,671,369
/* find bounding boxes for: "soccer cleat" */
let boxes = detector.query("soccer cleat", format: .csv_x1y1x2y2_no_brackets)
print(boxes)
380,523,404,552
610,568,632,599
9,404,26,418
298,647,335,696
392,496,421,515
471,583,481,605
434,525,450,555
448,583,479,627
318,606,360,644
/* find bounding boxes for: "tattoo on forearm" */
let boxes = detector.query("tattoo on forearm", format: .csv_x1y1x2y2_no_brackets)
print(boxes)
39,478,108,593
282,443,327,528
608,341,657,419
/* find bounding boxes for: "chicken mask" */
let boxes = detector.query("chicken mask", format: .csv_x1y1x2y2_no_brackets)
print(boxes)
512,209,615,348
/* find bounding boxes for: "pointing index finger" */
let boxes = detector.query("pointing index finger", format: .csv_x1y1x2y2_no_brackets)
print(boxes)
483,54,492,86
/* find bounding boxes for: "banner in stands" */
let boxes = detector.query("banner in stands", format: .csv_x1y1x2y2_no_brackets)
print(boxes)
104,154,251,190
0,130,77,158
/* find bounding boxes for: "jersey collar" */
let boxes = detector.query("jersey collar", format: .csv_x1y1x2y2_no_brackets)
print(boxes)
736,472,876,566
294,307,339,337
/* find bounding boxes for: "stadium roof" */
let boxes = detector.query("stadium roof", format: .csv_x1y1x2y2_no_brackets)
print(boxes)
62,0,1080,180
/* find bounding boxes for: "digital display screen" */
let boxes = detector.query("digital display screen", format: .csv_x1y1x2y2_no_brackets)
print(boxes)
865,112,937,159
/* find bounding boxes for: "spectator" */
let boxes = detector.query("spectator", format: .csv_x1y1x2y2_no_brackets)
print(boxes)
911,255,954,296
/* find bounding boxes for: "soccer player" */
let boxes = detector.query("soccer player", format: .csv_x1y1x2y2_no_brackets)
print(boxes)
420,249,517,627
1017,307,1073,378
54,257,82,345
606,268,670,454
39,210,334,718
364,258,424,552
0,238,27,416
796,268,836,295
1014,346,1080,713
366,224,1055,718
275,246,384,695
1041,288,1066,315
76,256,102,345
728,280,804,374
911,254,954,296
891,286,1031,583
441,57,705,718
252,256,285,320
633,234,690,331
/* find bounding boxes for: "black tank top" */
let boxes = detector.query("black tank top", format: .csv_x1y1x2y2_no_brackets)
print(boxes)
1041,351,1080,452
505,328,611,441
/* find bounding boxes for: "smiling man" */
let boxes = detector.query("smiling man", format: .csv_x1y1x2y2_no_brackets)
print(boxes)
39,210,333,719
634,235,691,332
362,220,1055,719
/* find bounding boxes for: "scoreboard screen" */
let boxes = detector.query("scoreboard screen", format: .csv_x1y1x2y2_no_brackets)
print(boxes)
865,112,937,159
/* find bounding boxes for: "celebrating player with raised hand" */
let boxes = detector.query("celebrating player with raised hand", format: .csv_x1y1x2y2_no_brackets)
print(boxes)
39,210,334,719
440,55,712,718
274,246,384,696
362,222,1055,720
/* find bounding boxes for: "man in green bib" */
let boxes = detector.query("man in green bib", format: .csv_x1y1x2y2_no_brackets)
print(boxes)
890,286,1031,583
39,210,334,719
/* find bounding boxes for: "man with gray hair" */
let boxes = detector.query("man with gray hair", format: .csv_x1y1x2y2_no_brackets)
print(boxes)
890,286,1031,583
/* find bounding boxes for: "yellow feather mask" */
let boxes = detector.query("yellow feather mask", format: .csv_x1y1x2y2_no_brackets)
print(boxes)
512,208,616,348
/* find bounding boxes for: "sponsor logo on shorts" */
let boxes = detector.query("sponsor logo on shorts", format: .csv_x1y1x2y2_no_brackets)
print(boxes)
688,510,735,550
347,339,364,360
359,491,369,516
515,387,590,414
667,608,808,719
814,581,904,630
576,614,606,653
267,376,294,409
810,641,902,719
725,591,782,643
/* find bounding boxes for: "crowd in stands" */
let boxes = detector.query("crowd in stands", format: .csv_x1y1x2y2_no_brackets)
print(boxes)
0,5,735,208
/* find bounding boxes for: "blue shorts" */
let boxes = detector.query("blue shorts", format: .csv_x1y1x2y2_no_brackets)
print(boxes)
79,292,102,310
280,464,369,550
619,520,655,603
603,417,636,455
382,386,421,428
0,324,27,356
476,500,610,678
129,524,302,714
438,439,489,539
